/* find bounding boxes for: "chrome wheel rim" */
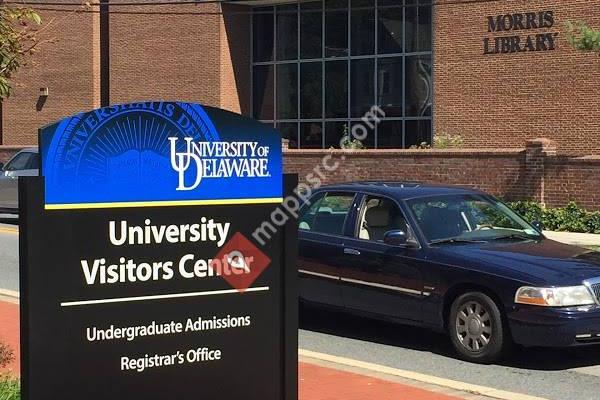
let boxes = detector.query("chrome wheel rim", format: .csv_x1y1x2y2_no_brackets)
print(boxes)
455,301,492,352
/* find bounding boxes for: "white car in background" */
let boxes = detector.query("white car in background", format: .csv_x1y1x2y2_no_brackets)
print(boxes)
0,148,39,213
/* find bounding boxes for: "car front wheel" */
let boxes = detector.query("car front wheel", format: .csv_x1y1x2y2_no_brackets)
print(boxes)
449,292,510,364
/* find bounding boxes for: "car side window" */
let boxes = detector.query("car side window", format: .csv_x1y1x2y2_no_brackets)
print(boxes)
299,193,325,231
356,195,416,242
26,153,39,170
299,192,354,235
5,153,32,171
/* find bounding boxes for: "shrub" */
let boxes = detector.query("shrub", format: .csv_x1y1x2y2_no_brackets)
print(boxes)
509,201,543,223
408,133,465,150
434,133,464,149
507,201,600,234
339,124,365,150
0,344,13,370
585,212,600,234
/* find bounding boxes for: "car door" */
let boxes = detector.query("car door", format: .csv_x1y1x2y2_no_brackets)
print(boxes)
339,194,425,322
298,191,358,307
0,151,38,210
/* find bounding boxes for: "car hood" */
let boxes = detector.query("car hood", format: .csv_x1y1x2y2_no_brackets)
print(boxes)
432,238,600,286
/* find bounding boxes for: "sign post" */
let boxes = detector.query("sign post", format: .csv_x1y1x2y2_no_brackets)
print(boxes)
19,102,297,400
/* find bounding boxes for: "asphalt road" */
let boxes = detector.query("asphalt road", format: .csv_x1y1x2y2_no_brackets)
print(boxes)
300,304,600,400
1,223,599,400
0,222,18,292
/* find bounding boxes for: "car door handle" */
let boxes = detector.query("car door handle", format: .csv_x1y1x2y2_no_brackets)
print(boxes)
343,248,361,256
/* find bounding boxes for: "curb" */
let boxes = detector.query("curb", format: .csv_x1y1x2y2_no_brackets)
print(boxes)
299,349,548,400
0,289,19,303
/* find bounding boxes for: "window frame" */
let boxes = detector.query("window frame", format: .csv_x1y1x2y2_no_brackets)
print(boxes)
352,192,420,247
250,0,433,149
299,190,359,238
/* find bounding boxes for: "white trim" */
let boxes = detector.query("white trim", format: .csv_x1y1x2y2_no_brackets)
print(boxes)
299,270,426,296
60,286,270,307
340,277,422,295
299,269,339,281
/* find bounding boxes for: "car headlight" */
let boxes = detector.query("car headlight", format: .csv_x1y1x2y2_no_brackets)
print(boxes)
515,286,596,307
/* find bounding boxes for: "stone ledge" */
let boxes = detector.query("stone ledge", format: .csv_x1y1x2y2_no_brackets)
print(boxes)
283,148,526,157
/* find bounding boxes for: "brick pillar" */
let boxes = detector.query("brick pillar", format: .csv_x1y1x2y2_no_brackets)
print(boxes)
525,138,557,206
282,138,290,151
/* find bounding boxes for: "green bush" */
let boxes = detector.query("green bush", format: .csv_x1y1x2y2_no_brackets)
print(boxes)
509,201,543,223
0,375,19,400
507,201,600,234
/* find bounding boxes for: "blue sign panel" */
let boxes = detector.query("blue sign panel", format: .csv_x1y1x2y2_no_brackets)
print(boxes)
39,102,282,209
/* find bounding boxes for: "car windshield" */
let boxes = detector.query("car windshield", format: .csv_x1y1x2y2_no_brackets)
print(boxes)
407,194,542,244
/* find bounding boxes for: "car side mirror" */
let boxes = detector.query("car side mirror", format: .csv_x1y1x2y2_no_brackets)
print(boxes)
384,230,409,246
531,220,544,232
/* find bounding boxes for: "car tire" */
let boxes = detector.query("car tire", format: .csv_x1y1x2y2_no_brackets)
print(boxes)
449,292,510,364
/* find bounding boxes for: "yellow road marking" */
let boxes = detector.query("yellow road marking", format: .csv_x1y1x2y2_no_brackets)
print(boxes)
299,349,548,400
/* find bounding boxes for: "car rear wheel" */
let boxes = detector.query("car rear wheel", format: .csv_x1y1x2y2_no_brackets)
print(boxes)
449,292,510,364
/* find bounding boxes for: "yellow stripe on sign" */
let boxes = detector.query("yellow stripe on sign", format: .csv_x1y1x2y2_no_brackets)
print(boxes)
0,227,18,234
44,197,284,210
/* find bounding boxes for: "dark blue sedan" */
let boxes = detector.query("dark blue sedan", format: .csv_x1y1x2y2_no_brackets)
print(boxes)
297,182,600,363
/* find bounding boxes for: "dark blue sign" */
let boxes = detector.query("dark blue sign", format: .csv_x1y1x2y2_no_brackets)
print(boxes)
40,102,282,209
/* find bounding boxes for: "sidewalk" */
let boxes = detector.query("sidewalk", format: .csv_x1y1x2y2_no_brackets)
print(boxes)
543,230,600,247
0,300,18,375
0,300,486,400
299,361,465,400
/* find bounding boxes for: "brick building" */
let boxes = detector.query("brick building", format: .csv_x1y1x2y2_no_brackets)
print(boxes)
2,0,598,154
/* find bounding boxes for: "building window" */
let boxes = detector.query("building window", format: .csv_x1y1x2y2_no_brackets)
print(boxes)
252,0,432,149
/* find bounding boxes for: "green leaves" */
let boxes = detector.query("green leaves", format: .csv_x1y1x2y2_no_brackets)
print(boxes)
0,6,42,99
0,343,17,399
510,201,600,233
339,124,366,150
565,21,600,55
26,10,42,25
0,375,19,400
0,78,11,100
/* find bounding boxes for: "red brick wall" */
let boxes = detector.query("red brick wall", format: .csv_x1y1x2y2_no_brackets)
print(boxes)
1,2,251,146
2,3,99,145
283,139,600,211
284,148,530,200
3,0,598,156
545,157,600,210
0,138,598,209
434,0,600,155
220,4,251,115
109,3,222,106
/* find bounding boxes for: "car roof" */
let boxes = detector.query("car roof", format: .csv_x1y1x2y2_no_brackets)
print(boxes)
18,147,38,154
314,181,487,201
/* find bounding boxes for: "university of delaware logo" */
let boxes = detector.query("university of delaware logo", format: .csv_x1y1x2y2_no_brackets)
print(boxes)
170,137,202,191
169,137,272,191
40,102,283,209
